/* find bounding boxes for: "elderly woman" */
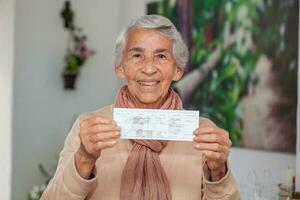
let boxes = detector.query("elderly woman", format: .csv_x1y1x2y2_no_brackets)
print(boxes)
41,15,240,200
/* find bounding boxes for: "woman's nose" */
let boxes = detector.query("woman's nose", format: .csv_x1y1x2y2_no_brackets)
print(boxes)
142,59,157,75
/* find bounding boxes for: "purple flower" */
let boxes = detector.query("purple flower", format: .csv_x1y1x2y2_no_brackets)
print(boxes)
81,48,95,58
75,40,85,51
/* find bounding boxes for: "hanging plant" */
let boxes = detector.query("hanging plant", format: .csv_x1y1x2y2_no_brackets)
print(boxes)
60,0,95,90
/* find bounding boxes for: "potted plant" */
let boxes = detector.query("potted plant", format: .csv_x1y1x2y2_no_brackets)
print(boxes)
28,164,53,200
63,28,95,89
61,0,95,89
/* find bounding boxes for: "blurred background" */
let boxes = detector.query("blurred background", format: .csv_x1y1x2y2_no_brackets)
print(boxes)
148,0,298,153
0,0,299,199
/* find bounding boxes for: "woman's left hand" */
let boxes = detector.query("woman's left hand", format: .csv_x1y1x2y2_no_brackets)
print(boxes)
193,123,232,181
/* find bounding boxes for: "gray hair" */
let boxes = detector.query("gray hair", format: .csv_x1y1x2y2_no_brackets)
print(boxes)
113,15,189,67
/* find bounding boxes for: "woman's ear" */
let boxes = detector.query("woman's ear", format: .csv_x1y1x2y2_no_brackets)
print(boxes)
115,64,126,79
172,66,185,81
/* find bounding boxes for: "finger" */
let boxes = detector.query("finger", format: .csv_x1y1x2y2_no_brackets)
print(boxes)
218,128,229,138
194,126,229,138
81,116,115,128
199,150,227,162
194,134,231,146
91,131,120,143
93,140,117,151
85,124,120,135
194,142,230,154
193,126,214,135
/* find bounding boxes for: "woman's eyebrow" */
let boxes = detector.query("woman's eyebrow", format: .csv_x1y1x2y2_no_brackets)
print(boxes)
154,48,168,53
128,47,145,53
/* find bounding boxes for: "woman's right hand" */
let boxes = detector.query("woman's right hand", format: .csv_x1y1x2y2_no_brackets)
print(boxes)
75,116,121,179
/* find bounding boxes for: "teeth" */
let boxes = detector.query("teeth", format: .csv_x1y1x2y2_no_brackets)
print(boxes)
138,81,159,86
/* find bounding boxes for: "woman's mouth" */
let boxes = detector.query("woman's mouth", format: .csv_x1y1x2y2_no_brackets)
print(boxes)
137,80,161,92
137,80,160,86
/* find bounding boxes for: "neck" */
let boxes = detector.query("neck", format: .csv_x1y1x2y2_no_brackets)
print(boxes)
129,93,169,109
115,85,182,110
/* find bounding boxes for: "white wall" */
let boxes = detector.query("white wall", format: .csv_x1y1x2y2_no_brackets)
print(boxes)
119,0,153,29
12,1,121,199
230,148,296,185
0,0,15,199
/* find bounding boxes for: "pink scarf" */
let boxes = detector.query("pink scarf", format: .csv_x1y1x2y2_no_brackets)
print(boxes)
115,85,183,200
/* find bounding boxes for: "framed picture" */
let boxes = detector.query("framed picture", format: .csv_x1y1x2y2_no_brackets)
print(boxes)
148,0,298,153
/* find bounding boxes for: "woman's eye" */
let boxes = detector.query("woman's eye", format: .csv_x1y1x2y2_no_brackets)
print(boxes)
129,53,144,63
133,54,141,58
157,54,166,59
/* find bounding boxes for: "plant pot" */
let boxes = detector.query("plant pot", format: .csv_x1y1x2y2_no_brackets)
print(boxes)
63,72,79,90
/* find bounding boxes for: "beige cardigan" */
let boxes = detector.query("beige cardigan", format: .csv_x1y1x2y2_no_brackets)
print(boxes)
41,105,240,200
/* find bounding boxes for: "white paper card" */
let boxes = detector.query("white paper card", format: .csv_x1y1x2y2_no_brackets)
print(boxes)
113,108,199,141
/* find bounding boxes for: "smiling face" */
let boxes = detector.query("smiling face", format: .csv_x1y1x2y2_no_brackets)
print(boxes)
115,28,184,109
